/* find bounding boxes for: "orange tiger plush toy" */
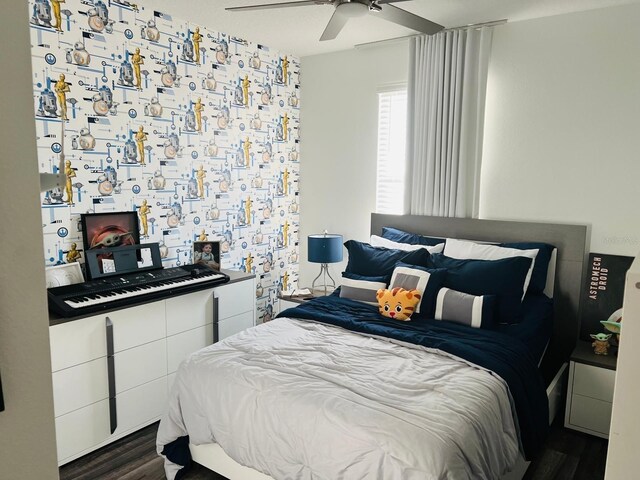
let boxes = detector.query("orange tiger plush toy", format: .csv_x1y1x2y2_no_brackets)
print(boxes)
376,287,422,321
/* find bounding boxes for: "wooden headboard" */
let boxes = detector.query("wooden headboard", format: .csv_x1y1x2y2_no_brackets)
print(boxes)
371,214,590,382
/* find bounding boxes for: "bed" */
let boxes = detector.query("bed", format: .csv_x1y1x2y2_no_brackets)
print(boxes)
157,214,589,480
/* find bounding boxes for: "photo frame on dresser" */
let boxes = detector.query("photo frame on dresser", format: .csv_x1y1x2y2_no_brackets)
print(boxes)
193,241,221,271
81,211,140,251
45,262,84,288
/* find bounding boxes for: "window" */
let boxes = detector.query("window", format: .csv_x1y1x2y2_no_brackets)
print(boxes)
376,89,407,215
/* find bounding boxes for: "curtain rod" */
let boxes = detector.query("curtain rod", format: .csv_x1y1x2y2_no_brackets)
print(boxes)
354,18,507,50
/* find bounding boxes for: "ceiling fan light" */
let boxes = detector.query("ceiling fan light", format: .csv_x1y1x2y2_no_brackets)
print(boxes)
336,1,368,18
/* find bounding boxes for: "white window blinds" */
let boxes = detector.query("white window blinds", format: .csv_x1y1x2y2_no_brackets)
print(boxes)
376,89,407,215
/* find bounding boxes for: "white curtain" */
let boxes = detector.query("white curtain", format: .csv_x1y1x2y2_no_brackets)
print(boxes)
405,27,493,218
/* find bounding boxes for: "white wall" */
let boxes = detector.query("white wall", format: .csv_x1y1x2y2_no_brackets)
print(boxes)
299,41,409,286
481,3,640,256
0,4,59,478
299,3,640,285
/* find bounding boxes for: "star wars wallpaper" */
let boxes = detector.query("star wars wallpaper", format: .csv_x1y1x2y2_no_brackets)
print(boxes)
30,0,301,322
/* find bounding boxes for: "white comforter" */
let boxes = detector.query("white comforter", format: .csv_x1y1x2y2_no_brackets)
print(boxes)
157,318,521,480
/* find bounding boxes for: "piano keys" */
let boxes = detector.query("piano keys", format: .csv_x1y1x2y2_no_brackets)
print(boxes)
48,264,230,318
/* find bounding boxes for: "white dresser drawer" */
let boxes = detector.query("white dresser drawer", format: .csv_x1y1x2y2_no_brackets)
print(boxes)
167,324,214,374
167,372,177,393
109,300,166,353
50,314,107,372
573,363,616,403
52,357,108,417
219,310,255,341
114,338,167,394
113,376,167,436
55,399,111,463
166,288,214,336
569,393,612,436
216,279,255,320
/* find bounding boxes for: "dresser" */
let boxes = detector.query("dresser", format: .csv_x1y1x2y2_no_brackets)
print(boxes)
49,270,255,465
565,340,617,439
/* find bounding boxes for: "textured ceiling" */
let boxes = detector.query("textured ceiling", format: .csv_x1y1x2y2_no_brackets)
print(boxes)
147,0,640,56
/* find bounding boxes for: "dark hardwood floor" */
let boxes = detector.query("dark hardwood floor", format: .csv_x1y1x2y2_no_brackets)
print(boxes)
59,419,608,480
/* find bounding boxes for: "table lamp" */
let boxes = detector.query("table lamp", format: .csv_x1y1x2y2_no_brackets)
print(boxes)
308,232,343,295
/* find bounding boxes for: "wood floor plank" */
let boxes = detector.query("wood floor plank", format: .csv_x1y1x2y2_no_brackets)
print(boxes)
524,449,566,480
552,454,579,480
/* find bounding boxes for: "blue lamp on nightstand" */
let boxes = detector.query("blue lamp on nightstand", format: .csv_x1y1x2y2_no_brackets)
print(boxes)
308,232,343,295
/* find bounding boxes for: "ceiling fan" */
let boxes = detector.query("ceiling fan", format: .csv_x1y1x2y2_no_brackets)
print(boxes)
226,0,444,41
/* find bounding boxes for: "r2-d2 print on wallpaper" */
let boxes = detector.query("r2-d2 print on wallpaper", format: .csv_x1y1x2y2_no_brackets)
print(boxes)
30,0,301,321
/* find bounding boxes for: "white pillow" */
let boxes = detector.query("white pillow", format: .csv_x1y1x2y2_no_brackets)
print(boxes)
443,238,538,300
370,235,445,254
389,265,432,313
340,276,387,306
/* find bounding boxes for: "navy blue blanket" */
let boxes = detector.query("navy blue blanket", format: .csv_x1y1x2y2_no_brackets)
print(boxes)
277,295,549,460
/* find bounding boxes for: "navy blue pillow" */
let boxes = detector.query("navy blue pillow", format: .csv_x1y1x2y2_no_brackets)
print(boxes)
390,262,447,319
344,240,431,277
500,242,555,294
381,227,444,247
428,253,532,323
342,272,391,283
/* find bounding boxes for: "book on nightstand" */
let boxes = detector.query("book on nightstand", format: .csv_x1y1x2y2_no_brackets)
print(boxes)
280,288,314,301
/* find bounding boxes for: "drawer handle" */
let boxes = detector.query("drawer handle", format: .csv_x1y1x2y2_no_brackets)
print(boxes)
213,296,219,344
106,317,117,434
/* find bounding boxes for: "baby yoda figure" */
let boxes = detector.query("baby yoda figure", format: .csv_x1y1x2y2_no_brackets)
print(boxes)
591,333,612,355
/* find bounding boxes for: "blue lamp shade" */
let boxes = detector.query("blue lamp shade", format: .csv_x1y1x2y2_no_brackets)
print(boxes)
308,234,343,264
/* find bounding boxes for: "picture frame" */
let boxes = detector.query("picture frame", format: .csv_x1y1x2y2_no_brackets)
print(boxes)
45,262,84,288
193,241,221,271
81,211,140,250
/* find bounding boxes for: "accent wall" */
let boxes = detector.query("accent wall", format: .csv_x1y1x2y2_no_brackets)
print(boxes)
29,0,301,322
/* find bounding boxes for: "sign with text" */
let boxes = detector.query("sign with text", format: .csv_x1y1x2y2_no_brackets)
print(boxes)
580,253,634,340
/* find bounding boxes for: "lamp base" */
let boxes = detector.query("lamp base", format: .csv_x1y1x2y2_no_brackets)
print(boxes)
311,263,336,296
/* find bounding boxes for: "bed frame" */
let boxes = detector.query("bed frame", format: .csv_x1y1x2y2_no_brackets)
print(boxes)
371,214,590,383
188,214,590,480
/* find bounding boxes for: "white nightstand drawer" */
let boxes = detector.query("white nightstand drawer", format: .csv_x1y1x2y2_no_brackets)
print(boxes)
569,393,612,436
279,299,299,312
573,363,616,403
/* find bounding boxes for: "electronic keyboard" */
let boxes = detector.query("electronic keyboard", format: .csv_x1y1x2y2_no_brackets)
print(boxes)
48,264,230,318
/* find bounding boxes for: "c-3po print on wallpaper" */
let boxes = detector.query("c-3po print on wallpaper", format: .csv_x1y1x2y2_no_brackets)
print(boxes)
30,0,301,322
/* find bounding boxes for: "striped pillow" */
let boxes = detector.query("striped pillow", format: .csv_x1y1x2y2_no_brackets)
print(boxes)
389,263,447,318
340,274,388,306
434,288,496,329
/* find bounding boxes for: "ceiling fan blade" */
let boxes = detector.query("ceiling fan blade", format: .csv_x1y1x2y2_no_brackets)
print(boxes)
226,0,332,12
375,0,412,4
320,8,349,41
371,4,444,35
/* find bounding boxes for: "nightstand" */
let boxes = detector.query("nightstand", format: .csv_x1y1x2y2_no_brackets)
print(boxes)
565,340,617,438
278,293,314,313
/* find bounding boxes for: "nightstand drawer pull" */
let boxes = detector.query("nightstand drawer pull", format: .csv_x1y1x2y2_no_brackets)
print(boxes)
573,363,615,403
